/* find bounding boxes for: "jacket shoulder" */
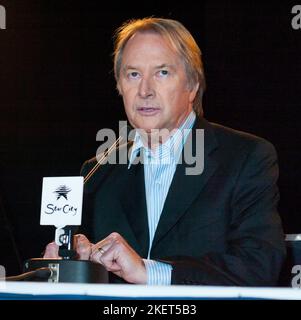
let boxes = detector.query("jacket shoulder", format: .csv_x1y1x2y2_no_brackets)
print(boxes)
209,122,277,156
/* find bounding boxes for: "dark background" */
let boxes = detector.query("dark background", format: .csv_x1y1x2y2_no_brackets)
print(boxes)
0,0,300,275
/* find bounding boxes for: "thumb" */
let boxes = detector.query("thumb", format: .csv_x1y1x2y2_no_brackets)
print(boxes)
43,242,60,259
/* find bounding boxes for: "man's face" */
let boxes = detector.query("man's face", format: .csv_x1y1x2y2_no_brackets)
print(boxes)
117,32,199,134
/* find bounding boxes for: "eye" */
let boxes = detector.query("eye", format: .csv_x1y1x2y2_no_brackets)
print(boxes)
128,71,140,79
158,69,169,77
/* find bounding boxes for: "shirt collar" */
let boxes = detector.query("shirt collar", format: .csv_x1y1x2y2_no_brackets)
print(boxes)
128,111,196,168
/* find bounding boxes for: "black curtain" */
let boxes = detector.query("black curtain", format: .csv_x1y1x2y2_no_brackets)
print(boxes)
0,0,300,275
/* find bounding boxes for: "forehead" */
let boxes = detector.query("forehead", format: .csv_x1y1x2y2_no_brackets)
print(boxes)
121,31,180,65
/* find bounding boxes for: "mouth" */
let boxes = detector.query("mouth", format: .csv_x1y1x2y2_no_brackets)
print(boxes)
136,107,161,116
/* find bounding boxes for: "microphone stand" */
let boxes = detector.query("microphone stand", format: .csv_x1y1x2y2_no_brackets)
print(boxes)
22,136,132,283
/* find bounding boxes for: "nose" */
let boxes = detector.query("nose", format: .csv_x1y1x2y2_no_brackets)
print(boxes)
138,76,155,99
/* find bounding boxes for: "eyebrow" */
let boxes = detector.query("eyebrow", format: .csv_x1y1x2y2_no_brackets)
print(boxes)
154,63,176,70
122,63,176,73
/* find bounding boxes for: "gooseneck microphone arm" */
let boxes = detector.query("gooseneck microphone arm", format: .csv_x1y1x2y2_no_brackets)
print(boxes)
83,135,133,184
84,135,123,184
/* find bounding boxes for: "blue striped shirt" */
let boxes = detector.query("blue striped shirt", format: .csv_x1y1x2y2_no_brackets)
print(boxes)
128,111,196,285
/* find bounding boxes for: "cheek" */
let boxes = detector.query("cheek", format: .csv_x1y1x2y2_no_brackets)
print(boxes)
121,88,136,107
161,80,187,102
119,80,135,98
163,90,184,109
174,85,193,104
157,85,176,106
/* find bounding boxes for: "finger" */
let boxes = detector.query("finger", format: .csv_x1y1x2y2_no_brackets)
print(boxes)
74,234,92,260
94,239,146,284
43,242,60,259
93,240,123,271
90,233,124,266
90,239,117,266
90,249,105,265
90,245,109,264
90,238,114,257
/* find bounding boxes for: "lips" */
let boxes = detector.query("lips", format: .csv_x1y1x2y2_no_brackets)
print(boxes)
136,106,160,116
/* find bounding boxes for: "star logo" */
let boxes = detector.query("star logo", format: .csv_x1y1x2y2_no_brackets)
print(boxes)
54,185,71,200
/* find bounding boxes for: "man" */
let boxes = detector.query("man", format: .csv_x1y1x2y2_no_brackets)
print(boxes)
44,17,286,285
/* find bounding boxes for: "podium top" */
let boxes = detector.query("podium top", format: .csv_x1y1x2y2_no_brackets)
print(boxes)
285,234,301,241
1,282,301,300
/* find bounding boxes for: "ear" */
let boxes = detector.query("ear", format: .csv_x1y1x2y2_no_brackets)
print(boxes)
188,82,199,103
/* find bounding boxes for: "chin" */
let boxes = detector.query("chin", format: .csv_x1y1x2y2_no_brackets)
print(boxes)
134,120,162,132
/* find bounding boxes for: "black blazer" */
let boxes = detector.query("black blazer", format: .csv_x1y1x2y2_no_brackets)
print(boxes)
80,117,286,286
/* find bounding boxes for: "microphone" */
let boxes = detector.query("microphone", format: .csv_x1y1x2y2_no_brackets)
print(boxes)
22,135,133,283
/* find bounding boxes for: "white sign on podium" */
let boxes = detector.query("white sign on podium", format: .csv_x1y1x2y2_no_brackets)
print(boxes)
40,176,84,228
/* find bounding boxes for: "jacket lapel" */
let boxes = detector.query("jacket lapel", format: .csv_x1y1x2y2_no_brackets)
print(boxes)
151,117,220,252
118,155,150,257
85,141,150,258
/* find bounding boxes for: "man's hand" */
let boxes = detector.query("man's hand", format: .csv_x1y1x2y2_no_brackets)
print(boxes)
43,234,92,260
90,232,147,284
